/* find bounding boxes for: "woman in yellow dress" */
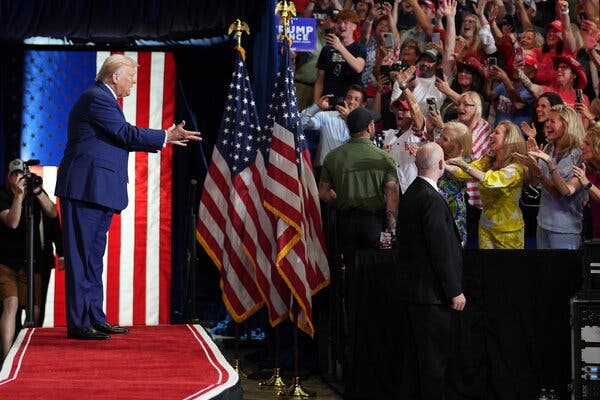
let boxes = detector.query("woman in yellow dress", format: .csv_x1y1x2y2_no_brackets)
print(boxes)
445,121,528,249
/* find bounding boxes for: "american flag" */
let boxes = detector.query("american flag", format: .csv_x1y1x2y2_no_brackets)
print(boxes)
21,50,175,327
196,50,291,326
262,43,330,337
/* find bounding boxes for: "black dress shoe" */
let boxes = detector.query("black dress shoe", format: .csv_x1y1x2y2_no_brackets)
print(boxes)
92,322,129,334
67,327,111,340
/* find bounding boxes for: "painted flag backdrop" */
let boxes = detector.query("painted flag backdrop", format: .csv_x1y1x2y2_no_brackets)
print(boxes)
196,50,292,327
262,43,330,337
19,50,174,327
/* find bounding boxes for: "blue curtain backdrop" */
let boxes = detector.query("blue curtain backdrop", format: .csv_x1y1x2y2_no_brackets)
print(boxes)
20,51,96,165
252,0,279,123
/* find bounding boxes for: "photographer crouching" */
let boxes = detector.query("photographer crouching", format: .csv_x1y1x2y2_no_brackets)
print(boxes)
0,159,58,360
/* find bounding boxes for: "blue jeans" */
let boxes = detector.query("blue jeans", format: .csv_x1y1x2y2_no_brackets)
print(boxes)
536,226,581,250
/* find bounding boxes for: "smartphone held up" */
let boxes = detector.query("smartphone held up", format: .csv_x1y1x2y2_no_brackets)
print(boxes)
383,32,395,51
514,47,524,63
576,89,584,104
427,97,438,114
435,68,444,81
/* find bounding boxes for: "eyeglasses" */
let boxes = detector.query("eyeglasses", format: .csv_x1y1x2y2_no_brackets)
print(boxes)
458,103,476,107
555,64,571,71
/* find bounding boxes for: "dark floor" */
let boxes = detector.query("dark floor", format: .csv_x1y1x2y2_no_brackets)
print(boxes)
214,335,343,400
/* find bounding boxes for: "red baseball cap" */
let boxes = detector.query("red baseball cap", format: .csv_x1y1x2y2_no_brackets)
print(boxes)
523,53,538,69
545,20,562,33
390,98,410,113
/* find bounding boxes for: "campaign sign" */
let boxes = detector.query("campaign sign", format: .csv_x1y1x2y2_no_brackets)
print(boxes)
278,17,317,52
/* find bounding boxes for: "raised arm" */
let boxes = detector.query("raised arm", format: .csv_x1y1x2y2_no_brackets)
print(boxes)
440,0,457,77
326,34,366,73
557,0,576,53
514,0,533,31
407,0,434,37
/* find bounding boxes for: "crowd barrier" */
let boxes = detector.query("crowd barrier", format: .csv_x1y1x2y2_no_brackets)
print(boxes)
318,248,582,399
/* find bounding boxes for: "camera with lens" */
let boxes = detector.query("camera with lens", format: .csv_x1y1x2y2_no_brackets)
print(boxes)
26,173,43,189
21,160,43,194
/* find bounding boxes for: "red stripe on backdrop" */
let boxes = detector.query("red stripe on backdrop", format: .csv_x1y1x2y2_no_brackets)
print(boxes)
133,52,151,324
134,153,149,325
107,214,122,322
105,68,124,324
159,52,175,324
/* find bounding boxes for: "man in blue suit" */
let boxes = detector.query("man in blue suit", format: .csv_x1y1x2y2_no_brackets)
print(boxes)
55,54,201,340
395,142,466,399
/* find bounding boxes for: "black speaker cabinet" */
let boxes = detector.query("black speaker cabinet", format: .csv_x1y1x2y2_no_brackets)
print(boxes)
582,240,600,291
572,293,600,399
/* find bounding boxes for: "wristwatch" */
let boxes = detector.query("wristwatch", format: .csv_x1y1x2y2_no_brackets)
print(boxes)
585,182,593,191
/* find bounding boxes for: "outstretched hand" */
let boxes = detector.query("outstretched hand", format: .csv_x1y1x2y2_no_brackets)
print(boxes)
446,156,468,170
166,120,202,146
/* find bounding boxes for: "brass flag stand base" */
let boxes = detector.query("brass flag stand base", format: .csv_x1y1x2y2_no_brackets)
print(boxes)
277,376,316,398
232,359,248,380
258,367,286,390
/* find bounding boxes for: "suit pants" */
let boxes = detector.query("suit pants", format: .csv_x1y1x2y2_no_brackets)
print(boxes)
60,198,113,329
402,304,457,400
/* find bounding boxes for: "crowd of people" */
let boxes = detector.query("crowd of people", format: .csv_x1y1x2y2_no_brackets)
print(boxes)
295,0,600,250
296,0,600,398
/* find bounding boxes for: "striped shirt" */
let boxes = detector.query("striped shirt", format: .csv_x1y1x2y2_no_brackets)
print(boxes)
466,118,491,208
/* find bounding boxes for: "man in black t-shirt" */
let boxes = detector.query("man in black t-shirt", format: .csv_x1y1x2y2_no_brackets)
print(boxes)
0,159,58,358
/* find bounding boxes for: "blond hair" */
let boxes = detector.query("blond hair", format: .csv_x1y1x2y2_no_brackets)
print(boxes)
443,121,472,157
96,54,138,83
547,104,584,157
585,124,600,173
486,121,528,179
459,91,483,130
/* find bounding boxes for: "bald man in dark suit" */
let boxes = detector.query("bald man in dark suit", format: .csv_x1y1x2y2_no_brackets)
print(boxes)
395,142,466,399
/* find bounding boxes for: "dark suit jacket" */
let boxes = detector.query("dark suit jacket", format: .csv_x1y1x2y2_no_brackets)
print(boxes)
396,177,463,305
55,81,166,211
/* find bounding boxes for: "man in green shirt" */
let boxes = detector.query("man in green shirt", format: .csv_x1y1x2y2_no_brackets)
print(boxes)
319,107,399,248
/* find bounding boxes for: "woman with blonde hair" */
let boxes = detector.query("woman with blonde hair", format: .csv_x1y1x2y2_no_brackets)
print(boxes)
455,91,491,247
437,121,472,247
570,125,600,238
446,121,527,249
457,91,490,164
459,11,496,62
516,104,586,249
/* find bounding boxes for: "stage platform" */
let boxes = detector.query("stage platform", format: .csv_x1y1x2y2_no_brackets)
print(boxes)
0,324,242,400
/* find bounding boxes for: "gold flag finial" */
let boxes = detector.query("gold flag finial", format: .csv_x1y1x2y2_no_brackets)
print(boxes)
227,19,250,60
274,0,296,46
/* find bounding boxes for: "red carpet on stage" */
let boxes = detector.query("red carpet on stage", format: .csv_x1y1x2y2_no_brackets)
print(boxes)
0,324,241,399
